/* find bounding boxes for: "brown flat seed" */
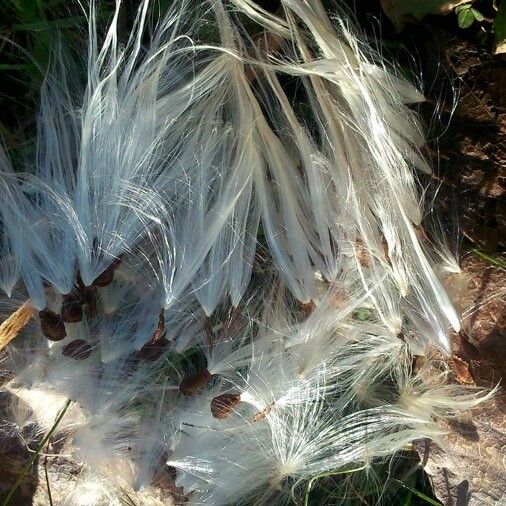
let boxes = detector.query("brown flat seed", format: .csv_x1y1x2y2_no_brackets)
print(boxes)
179,370,212,397
298,300,315,319
62,339,93,360
61,292,83,323
92,255,123,287
136,336,169,361
355,237,372,268
93,269,114,287
82,286,97,319
136,311,168,361
210,393,241,419
39,309,67,341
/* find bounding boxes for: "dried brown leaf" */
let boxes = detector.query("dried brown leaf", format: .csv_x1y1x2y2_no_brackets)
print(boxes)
418,255,506,504
450,355,476,385
417,396,505,505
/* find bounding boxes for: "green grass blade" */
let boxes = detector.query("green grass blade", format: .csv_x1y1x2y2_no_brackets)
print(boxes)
44,448,53,506
472,249,506,268
403,488,413,506
12,10,111,32
1,399,71,506
12,16,87,31
304,466,366,506
0,63,34,70
393,479,442,506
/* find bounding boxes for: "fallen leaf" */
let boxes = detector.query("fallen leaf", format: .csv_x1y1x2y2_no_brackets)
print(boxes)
416,395,506,505
450,355,475,385
418,254,506,504
380,0,470,31
456,255,506,383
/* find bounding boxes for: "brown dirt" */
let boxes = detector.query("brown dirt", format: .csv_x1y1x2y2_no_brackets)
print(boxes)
383,14,505,253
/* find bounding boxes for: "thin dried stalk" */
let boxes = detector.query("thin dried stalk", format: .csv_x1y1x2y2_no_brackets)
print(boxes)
0,301,34,351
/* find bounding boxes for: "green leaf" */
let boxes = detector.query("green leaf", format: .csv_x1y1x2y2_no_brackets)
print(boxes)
10,0,38,18
454,4,469,13
12,15,88,32
454,4,484,26
457,6,476,28
471,8,485,22
380,0,471,31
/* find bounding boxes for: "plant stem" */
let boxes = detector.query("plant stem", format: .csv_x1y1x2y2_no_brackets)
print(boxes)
1,399,71,506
